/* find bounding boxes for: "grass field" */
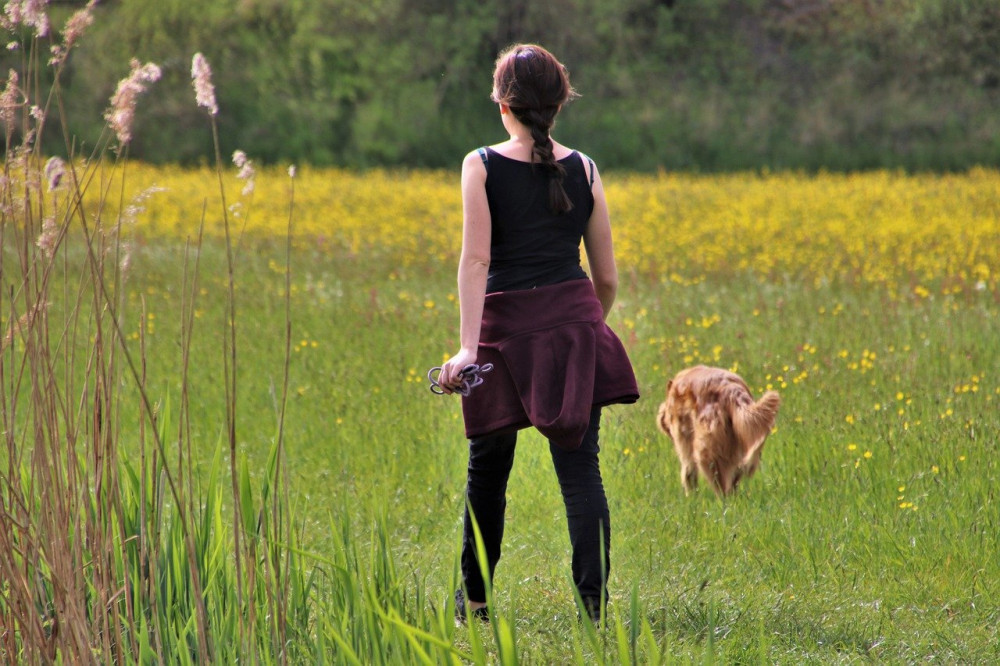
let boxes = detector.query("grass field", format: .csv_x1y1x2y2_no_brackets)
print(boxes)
3,163,1000,663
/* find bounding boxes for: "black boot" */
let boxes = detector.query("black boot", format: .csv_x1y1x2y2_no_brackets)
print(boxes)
580,596,603,626
455,589,490,624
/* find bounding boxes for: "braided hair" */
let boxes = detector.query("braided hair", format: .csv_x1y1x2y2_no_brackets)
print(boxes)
491,44,579,214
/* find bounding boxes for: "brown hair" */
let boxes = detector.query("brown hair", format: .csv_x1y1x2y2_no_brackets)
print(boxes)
491,44,579,214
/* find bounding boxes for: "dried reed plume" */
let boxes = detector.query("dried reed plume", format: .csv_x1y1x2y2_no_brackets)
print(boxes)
49,0,97,67
43,155,64,190
1,68,21,133
191,52,218,116
233,149,255,196
1,299,49,351
35,216,57,257
105,58,162,145
2,0,50,38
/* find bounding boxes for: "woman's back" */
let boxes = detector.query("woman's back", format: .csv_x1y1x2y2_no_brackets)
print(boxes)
484,147,594,293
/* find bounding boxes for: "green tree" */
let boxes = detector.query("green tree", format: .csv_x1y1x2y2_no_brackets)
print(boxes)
5,0,1000,170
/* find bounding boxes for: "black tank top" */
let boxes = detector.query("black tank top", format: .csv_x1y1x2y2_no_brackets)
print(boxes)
482,147,595,293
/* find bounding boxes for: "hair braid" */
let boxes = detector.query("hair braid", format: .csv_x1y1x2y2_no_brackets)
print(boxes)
516,106,573,214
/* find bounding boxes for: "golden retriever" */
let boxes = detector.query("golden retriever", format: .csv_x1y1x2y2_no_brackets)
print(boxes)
656,365,780,497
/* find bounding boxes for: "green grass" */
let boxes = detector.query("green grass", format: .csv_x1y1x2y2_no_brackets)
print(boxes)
6,12,995,660
76,235,997,663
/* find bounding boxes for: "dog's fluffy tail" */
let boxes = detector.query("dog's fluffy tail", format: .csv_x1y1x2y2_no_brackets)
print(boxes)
733,390,780,455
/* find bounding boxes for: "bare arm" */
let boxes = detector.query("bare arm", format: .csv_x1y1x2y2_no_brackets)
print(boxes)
438,150,492,390
582,162,618,319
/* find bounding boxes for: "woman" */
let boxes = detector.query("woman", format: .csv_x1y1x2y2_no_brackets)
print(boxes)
437,44,638,624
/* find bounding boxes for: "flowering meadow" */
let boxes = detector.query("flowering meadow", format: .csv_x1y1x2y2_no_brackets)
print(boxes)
110,164,1000,294
57,163,994,663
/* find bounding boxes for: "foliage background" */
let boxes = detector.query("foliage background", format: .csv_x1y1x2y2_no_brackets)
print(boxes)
7,0,1000,171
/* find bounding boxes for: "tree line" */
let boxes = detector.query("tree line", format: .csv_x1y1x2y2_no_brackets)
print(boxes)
8,0,1000,171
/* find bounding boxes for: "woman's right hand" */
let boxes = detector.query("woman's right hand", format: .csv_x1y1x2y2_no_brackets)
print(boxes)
437,348,478,394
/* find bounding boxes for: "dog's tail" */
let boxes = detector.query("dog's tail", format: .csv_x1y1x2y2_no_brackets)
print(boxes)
733,390,780,457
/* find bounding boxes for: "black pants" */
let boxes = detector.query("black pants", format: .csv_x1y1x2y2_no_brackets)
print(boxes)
461,407,610,606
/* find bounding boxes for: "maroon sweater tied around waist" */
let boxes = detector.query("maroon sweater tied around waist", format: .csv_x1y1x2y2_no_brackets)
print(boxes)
461,279,639,450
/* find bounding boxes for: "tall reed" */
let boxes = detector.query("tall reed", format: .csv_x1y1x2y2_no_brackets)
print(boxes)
0,5,221,660
0,7,482,663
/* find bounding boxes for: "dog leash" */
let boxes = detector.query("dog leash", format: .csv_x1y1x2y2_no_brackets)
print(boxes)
427,363,493,397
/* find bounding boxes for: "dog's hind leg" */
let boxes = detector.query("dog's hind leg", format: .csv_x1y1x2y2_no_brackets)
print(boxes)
680,462,698,495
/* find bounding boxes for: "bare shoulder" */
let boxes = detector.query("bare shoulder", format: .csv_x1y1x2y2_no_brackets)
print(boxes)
463,148,486,166
462,149,488,180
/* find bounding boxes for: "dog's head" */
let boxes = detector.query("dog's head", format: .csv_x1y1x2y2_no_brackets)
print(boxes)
737,445,765,485
732,440,767,492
